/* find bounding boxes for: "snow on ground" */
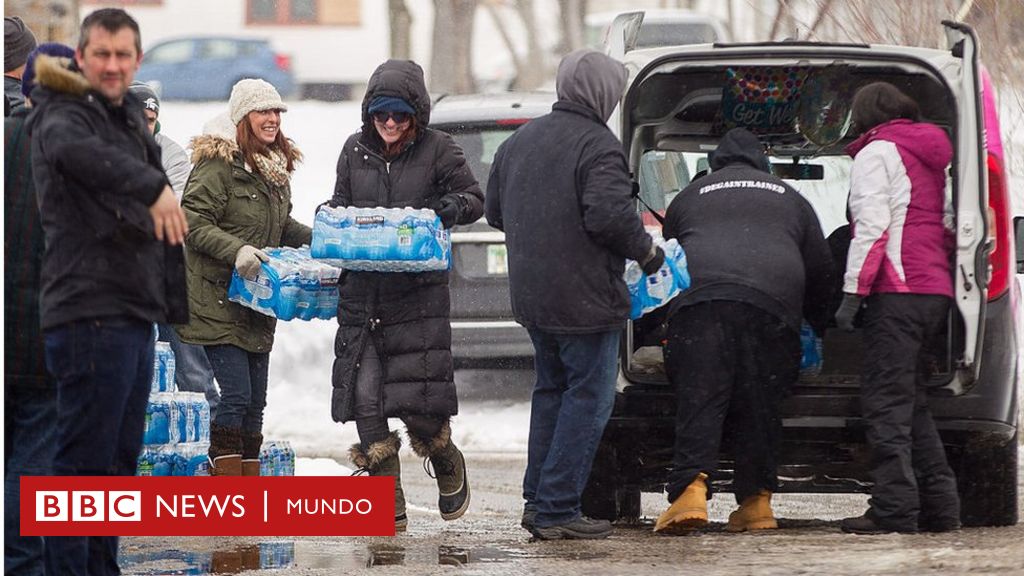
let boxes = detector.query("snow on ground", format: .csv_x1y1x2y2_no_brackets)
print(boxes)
158,101,532,460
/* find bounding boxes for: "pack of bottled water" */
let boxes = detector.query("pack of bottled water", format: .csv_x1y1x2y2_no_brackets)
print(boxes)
259,440,295,476
136,442,211,476
259,542,295,569
311,206,451,272
799,322,824,376
228,245,342,321
151,341,176,393
143,392,211,446
624,238,691,319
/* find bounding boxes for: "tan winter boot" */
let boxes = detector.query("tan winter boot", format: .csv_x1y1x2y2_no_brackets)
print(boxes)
208,424,243,476
654,472,709,534
726,490,778,532
409,422,470,521
242,431,263,477
349,432,407,532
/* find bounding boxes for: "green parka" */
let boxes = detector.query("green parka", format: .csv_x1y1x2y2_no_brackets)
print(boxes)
177,119,311,353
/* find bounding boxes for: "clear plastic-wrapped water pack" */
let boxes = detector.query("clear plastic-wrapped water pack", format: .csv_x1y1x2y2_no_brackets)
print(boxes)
624,238,691,320
228,245,341,321
259,440,295,477
311,206,451,272
151,341,176,393
142,392,211,446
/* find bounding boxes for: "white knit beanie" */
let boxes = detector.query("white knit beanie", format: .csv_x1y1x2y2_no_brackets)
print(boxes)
229,78,288,125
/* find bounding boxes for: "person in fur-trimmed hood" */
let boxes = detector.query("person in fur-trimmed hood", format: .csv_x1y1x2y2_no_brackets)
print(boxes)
324,59,483,531
25,9,188,574
177,78,311,477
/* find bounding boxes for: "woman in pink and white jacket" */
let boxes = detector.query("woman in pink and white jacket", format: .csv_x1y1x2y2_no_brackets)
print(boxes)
835,82,960,535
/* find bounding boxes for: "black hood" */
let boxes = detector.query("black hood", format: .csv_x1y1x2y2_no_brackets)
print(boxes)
360,59,431,129
709,128,770,172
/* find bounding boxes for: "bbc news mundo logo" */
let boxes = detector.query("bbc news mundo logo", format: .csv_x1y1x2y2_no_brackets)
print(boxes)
21,477,393,536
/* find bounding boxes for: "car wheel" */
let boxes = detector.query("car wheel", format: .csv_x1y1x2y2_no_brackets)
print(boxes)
581,441,642,523
957,427,1019,527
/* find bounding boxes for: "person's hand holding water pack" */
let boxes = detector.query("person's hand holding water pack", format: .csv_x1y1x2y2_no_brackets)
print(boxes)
235,245,269,280
641,245,666,275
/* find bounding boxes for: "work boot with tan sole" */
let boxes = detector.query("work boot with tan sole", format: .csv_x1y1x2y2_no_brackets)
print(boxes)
726,490,778,532
654,472,709,534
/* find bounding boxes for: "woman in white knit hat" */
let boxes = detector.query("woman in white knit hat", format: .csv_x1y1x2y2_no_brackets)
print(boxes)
176,78,312,476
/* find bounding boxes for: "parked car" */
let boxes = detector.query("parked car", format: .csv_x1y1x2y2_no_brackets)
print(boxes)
582,16,1020,527
586,9,731,51
137,36,295,101
430,91,556,368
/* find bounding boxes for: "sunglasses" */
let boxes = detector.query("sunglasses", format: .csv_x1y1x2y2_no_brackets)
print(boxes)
372,110,412,124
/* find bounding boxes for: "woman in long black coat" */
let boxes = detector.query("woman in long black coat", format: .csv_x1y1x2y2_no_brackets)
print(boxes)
325,59,483,531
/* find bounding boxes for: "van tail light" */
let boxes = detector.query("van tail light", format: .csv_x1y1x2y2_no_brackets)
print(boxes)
274,53,291,72
986,152,1011,301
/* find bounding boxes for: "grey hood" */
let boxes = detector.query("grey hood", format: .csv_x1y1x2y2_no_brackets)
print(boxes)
555,49,626,123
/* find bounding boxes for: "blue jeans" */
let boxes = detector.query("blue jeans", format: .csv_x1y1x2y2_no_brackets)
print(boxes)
524,329,620,528
204,345,268,434
43,318,154,576
158,324,220,417
4,386,57,576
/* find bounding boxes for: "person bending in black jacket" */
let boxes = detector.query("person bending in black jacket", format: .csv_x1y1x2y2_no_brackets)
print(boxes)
486,49,664,540
654,128,833,534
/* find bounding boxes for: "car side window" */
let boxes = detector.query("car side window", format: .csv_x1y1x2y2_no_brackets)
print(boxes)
145,41,193,65
639,150,691,211
200,40,241,60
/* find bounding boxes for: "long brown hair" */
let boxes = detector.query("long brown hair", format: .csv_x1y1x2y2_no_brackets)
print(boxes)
235,113,301,172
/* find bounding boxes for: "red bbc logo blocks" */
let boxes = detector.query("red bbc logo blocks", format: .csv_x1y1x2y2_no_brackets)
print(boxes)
35,491,142,522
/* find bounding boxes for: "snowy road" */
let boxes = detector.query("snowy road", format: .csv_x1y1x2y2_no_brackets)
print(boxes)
120,449,1024,575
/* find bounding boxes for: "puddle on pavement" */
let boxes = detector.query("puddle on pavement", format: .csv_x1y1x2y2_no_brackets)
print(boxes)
123,540,606,573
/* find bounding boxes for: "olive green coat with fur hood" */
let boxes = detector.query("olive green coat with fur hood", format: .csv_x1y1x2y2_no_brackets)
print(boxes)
177,117,312,353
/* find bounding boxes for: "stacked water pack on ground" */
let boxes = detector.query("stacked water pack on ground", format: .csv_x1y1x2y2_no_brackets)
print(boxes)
138,341,213,476
228,245,341,321
311,206,451,272
624,237,692,320
259,440,295,477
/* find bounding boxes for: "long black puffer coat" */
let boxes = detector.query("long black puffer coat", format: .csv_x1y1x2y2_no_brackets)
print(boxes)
328,60,483,423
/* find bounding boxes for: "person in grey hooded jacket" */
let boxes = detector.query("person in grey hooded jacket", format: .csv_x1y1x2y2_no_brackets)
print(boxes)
486,49,663,540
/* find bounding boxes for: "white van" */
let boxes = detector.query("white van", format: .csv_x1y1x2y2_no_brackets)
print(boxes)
586,13,1020,527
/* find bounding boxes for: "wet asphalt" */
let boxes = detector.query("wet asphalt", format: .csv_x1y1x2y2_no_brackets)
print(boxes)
119,369,1024,575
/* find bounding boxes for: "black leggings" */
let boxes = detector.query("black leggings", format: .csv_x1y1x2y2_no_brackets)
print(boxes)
352,344,444,450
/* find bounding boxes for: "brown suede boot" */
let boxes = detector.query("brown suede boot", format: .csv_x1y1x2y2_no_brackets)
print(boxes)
726,490,778,532
654,472,709,534
241,431,264,477
350,432,406,532
408,422,470,521
241,460,261,476
209,424,243,476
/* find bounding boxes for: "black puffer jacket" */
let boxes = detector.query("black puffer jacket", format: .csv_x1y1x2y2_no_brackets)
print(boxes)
485,50,653,333
26,55,188,331
327,60,483,423
662,128,834,334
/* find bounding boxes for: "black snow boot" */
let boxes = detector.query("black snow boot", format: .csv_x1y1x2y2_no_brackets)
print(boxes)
409,421,470,521
349,432,406,532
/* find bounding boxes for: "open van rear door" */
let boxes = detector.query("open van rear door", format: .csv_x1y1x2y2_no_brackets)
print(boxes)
944,21,988,391
603,12,644,139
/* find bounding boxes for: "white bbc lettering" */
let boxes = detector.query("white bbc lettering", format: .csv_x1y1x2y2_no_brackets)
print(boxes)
36,491,68,521
72,491,105,521
107,491,142,521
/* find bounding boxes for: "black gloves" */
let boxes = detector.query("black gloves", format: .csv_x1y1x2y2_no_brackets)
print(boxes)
641,246,666,276
834,294,863,332
433,195,464,230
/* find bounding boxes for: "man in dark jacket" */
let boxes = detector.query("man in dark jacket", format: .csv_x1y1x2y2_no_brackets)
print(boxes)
26,9,188,575
3,41,72,576
653,128,833,534
486,49,663,540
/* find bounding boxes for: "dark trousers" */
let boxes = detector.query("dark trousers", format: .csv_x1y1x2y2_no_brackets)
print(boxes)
43,318,154,576
861,293,959,530
663,301,800,504
524,328,620,528
4,385,57,576
205,345,269,435
352,344,444,449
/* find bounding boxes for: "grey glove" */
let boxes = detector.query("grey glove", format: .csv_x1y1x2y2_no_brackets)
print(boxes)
235,245,269,281
834,294,863,332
